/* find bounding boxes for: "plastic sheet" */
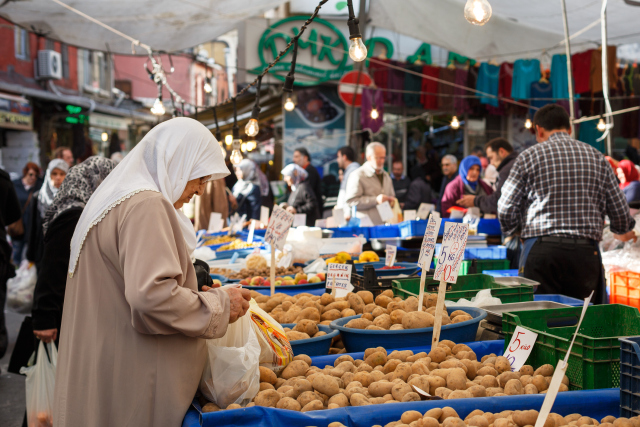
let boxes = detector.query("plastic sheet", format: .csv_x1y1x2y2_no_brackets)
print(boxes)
445,289,502,308
183,389,620,427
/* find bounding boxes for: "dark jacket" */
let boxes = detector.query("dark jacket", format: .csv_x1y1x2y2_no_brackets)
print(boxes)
235,184,262,220
404,178,435,210
441,175,494,218
392,176,412,204
11,178,41,242
474,151,518,214
304,164,323,211
288,181,319,226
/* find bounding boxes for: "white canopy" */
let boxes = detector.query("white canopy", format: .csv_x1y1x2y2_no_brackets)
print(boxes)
369,0,640,61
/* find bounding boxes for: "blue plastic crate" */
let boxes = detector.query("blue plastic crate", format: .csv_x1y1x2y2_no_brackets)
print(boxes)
478,219,502,235
398,220,427,238
369,224,400,238
329,226,370,239
436,244,507,260
534,294,593,307
620,336,640,417
483,269,519,277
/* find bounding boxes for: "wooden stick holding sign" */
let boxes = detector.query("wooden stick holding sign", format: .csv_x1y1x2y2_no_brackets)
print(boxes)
432,222,469,347
416,213,441,311
263,206,294,296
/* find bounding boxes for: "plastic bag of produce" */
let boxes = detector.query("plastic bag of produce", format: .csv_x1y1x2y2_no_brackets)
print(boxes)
7,260,37,314
199,312,261,408
20,341,57,427
248,300,294,372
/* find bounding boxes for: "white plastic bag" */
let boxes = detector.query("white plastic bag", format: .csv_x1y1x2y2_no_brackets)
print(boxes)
20,341,57,427
7,260,37,314
445,289,502,308
199,313,261,409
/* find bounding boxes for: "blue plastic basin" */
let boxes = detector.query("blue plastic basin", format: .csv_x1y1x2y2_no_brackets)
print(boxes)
209,274,229,283
353,261,420,277
329,306,487,353
242,281,326,295
281,324,339,356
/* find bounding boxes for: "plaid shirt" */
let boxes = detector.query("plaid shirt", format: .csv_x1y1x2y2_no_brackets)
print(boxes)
498,132,635,241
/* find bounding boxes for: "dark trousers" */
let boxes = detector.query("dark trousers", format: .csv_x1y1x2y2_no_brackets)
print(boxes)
523,238,605,305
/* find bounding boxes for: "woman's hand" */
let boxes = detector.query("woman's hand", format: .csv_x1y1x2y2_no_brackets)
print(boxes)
223,287,251,323
286,206,297,214
34,329,57,343
228,193,238,210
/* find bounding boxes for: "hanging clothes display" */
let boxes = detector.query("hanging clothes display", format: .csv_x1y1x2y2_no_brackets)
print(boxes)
572,50,594,94
387,60,406,106
530,81,553,115
476,63,500,107
590,46,618,94
454,68,470,115
438,68,456,112
511,59,541,100
421,65,440,110
550,54,570,100
369,59,390,103
361,88,384,134
403,64,424,108
467,64,482,114
498,62,514,100
578,120,605,153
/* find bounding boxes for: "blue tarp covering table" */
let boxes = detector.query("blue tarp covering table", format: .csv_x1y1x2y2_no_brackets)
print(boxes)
182,389,620,427
251,287,326,296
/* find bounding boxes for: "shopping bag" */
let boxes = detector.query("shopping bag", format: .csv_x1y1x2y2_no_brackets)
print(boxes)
199,313,261,409
7,260,37,314
20,341,57,427
248,300,294,372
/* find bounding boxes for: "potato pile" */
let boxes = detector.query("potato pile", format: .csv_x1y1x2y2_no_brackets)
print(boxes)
201,342,570,413
283,321,328,341
328,409,638,427
252,289,474,332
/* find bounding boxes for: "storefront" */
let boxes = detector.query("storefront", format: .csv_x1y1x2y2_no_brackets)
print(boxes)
88,112,132,156
0,92,38,176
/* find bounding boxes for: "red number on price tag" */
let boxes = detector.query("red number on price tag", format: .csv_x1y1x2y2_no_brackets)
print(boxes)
509,331,525,352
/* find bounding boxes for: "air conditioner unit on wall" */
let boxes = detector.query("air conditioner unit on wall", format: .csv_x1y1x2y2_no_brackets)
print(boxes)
36,50,62,80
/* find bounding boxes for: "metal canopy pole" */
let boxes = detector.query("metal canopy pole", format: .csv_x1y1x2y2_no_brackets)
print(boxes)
601,0,614,155
560,0,576,136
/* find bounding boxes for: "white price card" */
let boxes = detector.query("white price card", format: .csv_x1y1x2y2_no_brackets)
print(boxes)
264,205,294,251
247,220,256,243
434,222,469,283
385,245,397,267
315,219,327,228
293,214,307,227
417,203,435,219
333,208,346,227
326,216,338,228
326,263,352,290
404,210,417,221
376,201,394,223
335,283,355,298
207,212,223,232
503,326,538,372
417,214,442,269
260,206,270,226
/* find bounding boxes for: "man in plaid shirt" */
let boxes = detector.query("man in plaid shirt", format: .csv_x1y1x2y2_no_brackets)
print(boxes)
498,105,636,303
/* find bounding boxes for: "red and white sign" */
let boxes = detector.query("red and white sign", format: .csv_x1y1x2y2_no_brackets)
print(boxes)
338,71,373,107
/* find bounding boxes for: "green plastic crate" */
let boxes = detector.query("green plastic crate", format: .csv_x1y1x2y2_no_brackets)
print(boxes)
391,274,534,304
502,304,640,391
434,259,511,275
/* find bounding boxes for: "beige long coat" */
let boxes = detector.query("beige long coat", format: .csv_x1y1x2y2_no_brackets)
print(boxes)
345,162,396,225
53,191,230,427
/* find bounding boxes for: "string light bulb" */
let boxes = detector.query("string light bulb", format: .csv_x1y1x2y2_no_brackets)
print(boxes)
464,0,492,26
245,119,259,137
246,141,256,151
203,78,212,94
346,0,367,62
101,132,108,142
597,117,607,132
524,118,532,129
151,98,165,115
450,116,460,129
370,108,379,120
284,96,296,112
282,40,298,112
241,142,247,152
230,147,243,165
225,134,233,146
245,76,262,137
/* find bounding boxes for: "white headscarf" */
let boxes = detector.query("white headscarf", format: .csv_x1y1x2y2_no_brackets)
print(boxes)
38,159,69,219
68,117,229,275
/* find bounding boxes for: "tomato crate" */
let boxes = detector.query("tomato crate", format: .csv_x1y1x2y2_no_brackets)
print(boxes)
610,270,640,309
391,273,534,304
502,304,640,390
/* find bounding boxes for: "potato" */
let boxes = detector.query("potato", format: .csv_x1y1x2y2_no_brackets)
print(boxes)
534,364,554,377
294,354,312,366
301,400,324,412
498,372,521,388
411,361,430,376
390,324,405,330
295,307,321,323
292,379,313,398
342,308,357,318
512,410,540,427
577,417,595,426
419,418,441,427
602,417,617,424
375,294,393,308
374,314,393,329
294,319,319,336
332,361,356,378
468,415,490,427
286,331,311,341
532,375,549,392
384,359,403,374
312,374,340,396
402,411,424,424
427,347,447,364
391,382,413,401
504,379,524,395
321,309,342,321
345,318,373,329
436,387,453,399
467,385,487,398
387,301,406,312
297,391,319,407
494,356,512,374
477,366,498,377
447,390,473,399
328,393,349,408
494,419,517,427
485,387,504,396
357,291,374,304
365,351,388,368
452,315,473,323
349,392,371,406
425,293,438,308
372,306,388,318
254,389,281,407
402,311,435,330
524,383,538,394
276,397,302,411
389,309,407,325
446,369,468,391
519,365,534,376
201,402,221,413
260,382,275,391
369,380,394,397
260,366,277,385
428,375,447,395
348,293,366,314
364,303,377,314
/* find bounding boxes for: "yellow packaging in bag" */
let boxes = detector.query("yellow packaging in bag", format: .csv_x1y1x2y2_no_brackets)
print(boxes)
248,300,293,372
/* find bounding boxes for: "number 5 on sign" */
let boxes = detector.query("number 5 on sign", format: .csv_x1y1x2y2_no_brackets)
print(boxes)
503,326,538,372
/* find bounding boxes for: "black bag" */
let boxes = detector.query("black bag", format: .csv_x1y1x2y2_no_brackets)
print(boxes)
8,316,35,375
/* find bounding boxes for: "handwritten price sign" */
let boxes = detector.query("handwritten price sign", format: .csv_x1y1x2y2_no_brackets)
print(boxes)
503,326,538,371
264,205,294,251
417,214,442,270
326,263,352,290
434,222,469,283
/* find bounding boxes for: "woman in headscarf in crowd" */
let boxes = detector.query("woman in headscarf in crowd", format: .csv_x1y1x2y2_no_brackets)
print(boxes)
27,159,69,267
440,155,493,218
280,163,319,226
231,159,262,220
617,160,640,204
53,118,250,427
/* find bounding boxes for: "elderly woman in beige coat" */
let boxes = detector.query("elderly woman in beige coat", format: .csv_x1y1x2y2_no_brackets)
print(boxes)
53,118,251,427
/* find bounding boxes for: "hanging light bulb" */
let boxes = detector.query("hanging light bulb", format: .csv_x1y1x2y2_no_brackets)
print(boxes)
151,98,165,115
225,134,233,146
597,118,607,132
284,95,296,112
101,132,109,142
246,140,256,151
245,118,259,137
241,142,247,152
450,116,460,129
464,0,492,26
203,78,212,94
370,108,379,120
230,148,243,165
282,41,298,112
346,0,368,62
524,118,532,129
245,76,263,137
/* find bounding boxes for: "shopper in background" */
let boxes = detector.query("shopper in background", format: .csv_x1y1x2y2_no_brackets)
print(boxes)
499,104,636,304
625,138,640,165
404,167,435,211
194,179,230,230
440,155,493,218
280,163,319,226
346,142,396,225
336,146,360,216
618,160,640,204
437,154,458,212
11,162,42,264
472,146,489,170
410,143,442,190
53,146,74,168
293,147,323,212
231,159,262,220
391,160,411,208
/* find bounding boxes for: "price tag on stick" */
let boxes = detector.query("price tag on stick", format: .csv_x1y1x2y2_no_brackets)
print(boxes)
503,326,538,372
417,214,442,311
376,201,394,223
326,263,352,297
385,245,397,267
432,222,469,347
417,203,435,219
534,291,593,427
404,210,417,221
260,206,270,227
247,220,256,243
265,206,294,296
